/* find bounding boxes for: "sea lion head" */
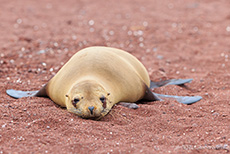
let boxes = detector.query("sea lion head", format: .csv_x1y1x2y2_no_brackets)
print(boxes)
66,80,112,119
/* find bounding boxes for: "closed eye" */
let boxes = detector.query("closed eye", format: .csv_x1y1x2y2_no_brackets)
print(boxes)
100,96,106,108
100,96,105,102
72,98,80,107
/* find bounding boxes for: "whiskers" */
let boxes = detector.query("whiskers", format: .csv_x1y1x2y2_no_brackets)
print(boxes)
68,107,81,115
94,108,110,120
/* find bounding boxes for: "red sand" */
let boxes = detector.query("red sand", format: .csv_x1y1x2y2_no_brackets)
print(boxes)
0,0,229,153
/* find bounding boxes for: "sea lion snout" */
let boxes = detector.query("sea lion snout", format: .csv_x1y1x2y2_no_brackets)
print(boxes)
78,104,104,119
88,106,95,115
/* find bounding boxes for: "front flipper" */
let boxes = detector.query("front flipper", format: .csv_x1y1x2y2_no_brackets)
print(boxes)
150,79,193,89
153,92,202,105
6,84,47,99
119,102,139,109
6,89,38,99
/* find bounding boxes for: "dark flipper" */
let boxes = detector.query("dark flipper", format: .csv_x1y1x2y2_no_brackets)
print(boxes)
6,84,47,99
150,79,193,89
153,92,202,105
144,79,202,104
35,84,47,97
143,85,162,101
6,89,39,99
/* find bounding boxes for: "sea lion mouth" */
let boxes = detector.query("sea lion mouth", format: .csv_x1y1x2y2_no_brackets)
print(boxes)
68,106,111,120
94,108,111,120
69,108,82,115
68,108,101,119
77,108,110,120
80,109,106,120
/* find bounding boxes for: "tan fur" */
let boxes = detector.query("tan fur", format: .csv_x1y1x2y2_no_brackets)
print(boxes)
45,46,150,119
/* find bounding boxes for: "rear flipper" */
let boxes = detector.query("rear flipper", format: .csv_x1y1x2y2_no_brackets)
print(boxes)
144,80,202,104
150,79,193,89
6,89,39,99
153,92,202,105
6,85,47,99
120,92,201,109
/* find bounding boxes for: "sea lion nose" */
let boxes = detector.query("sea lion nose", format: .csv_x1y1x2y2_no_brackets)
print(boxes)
88,106,95,115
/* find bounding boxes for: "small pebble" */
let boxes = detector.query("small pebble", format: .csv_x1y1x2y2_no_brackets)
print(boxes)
17,18,22,24
212,112,219,116
88,20,94,26
139,43,144,47
10,59,15,63
172,23,177,28
2,124,6,128
193,26,199,32
42,23,47,28
72,35,77,40
38,50,46,54
153,47,157,52
49,68,53,72
215,144,228,150
226,26,230,32
109,30,114,35
157,55,163,60
127,30,132,35
139,37,144,42
146,49,150,53
89,27,95,32
33,25,39,31
143,21,148,27
191,68,196,72
54,42,58,47
21,47,25,51
122,25,127,31
42,62,47,66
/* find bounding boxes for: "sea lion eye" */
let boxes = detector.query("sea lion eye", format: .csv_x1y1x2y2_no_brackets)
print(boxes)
100,96,105,103
100,96,106,108
72,98,80,107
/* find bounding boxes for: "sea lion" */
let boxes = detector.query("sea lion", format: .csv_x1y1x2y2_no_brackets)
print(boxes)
6,46,202,119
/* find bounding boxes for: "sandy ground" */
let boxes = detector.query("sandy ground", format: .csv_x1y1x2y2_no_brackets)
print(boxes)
0,0,229,153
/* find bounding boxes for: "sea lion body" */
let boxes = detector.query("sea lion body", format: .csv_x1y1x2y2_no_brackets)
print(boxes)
6,46,202,119
45,46,150,118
